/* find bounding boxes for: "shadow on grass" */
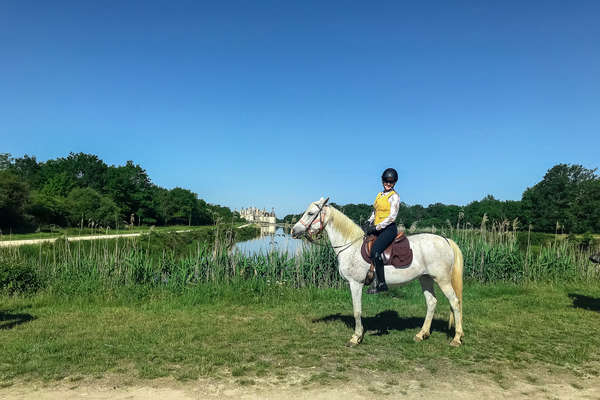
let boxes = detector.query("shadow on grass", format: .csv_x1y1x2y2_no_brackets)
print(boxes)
313,310,451,337
0,311,36,330
569,293,600,313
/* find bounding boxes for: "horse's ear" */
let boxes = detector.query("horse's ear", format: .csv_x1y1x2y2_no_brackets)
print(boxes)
323,197,329,205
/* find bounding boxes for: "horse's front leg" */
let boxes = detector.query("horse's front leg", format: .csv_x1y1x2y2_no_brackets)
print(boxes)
346,280,365,347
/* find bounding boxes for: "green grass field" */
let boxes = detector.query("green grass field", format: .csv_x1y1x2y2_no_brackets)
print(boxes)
2,281,600,389
1,225,599,393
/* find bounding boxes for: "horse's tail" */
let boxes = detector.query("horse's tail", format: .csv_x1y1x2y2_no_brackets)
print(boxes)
447,239,463,329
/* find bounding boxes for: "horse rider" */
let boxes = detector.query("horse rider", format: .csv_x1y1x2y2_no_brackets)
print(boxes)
364,168,400,294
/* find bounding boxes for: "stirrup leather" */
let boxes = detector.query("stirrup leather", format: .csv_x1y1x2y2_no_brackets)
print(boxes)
363,263,375,285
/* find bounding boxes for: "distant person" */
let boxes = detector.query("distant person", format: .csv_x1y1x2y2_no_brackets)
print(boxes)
364,168,400,294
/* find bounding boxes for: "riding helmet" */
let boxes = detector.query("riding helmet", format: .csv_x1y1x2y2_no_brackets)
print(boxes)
381,168,398,183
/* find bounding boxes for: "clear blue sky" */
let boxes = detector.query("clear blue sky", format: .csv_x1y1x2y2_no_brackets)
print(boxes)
1,1,598,217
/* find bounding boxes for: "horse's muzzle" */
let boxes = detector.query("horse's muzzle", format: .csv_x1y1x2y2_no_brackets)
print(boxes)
291,225,305,239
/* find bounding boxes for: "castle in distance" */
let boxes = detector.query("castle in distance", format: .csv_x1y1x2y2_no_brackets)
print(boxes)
238,207,276,224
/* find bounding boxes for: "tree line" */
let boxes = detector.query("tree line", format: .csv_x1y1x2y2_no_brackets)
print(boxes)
282,164,600,234
0,153,243,232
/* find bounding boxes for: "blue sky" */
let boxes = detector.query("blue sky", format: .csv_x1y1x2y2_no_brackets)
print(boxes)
1,1,599,217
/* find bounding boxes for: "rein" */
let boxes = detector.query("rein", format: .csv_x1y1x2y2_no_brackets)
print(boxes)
298,203,365,254
297,201,327,241
330,234,365,254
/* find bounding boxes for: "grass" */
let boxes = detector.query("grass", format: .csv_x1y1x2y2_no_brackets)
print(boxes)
1,222,599,389
1,281,600,387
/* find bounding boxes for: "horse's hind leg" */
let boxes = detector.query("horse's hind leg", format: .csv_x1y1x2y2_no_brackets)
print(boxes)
415,275,436,342
346,280,365,347
436,279,463,347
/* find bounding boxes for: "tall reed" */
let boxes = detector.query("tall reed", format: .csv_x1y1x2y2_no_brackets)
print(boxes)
0,231,342,295
1,224,598,296
438,220,600,283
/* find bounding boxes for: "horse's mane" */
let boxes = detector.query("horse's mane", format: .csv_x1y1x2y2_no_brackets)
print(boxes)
328,206,365,241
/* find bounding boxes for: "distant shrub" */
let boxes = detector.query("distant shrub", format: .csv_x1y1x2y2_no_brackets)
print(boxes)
0,256,40,294
516,231,555,250
579,232,594,250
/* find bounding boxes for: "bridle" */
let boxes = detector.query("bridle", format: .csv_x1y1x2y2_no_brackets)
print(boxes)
298,199,328,243
297,199,365,255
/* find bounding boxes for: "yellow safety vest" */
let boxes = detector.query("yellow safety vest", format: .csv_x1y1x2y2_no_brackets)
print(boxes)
374,191,396,225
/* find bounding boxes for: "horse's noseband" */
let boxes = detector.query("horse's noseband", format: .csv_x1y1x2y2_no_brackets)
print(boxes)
299,204,327,242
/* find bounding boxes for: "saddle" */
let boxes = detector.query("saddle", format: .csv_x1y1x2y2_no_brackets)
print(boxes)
360,231,413,269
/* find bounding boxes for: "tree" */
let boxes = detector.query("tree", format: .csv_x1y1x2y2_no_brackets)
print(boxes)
151,186,171,225
65,187,120,227
0,170,30,230
420,203,462,227
202,201,229,224
40,172,75,197
10,154,43,189
104,161,152,222
521,164,599,233
331,203,372,225
0,152,246,230
502,200,522,224
53,152,108,191
27,191,67,227
571,178,600,233
0,153,13,170
165,188,201,225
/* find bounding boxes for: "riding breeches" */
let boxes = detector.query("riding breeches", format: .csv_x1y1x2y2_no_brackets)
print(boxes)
370,223,398,262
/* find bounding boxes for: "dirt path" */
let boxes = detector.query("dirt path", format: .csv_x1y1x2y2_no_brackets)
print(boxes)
0,233,144,248
2,374,599,400
0,230,194,248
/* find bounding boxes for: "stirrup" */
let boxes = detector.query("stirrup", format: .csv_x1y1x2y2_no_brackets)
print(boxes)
367,282,388,294
363,267,375,286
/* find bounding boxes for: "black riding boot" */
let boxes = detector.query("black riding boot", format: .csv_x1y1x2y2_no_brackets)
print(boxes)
367,254,388,294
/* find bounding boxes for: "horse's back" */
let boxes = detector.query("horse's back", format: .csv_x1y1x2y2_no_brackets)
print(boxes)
406,233,455,272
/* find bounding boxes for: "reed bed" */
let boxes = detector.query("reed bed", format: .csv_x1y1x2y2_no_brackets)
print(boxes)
0,229,342,295
1,224,599,296
437,220,600,284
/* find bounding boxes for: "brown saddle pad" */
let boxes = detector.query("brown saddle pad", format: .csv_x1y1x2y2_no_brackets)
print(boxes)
360,231,413,268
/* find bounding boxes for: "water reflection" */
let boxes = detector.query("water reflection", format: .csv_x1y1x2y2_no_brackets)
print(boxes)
233,226,309,256
260,224,276,235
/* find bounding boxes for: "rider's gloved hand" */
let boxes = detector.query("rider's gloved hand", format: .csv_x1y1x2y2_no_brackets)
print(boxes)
361,221,371,232
366,225,378,235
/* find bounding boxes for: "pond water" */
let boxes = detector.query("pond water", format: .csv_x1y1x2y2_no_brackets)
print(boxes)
233,226,310,256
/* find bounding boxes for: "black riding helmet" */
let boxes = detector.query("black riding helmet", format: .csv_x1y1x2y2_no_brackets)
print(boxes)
381,168,398,183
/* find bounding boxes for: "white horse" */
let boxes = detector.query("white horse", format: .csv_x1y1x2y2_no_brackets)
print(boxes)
291,197,464,347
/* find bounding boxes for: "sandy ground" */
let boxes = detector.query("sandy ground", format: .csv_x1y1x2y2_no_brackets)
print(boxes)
0,230,196,248
2,373,600,400
0,233,145,248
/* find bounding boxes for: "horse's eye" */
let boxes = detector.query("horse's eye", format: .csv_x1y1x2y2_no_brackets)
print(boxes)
308,212,313,216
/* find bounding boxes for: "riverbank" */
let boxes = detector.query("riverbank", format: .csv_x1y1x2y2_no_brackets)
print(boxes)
0,224,255,246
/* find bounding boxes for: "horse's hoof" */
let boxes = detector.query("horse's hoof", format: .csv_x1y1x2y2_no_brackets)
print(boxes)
449,339,462,347
346,335,362,347
414,332,429,342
